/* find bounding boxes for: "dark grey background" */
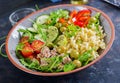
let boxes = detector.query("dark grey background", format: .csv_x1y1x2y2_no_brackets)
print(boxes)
0,0,120,83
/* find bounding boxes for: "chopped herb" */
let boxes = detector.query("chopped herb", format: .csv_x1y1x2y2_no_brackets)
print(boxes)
35,4,40,10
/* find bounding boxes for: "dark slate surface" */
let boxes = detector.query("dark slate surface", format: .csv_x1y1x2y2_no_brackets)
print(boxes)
0,0,32,15
0,0,120,83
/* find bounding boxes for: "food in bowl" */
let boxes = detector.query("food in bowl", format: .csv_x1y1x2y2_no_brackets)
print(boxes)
15,8,106,73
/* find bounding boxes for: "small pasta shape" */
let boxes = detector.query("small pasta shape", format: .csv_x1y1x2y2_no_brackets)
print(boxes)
66,26,106,59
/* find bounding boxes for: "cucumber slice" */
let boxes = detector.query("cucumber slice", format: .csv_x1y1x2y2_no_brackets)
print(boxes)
33,23,38,30
36,15,49,24
46,26,58,42
27,27,37,32
34,34,44,42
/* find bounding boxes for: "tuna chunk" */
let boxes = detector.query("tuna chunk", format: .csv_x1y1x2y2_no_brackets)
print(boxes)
37,46,57,58
40,59,48,66
51,48,57,56
40,46,51,58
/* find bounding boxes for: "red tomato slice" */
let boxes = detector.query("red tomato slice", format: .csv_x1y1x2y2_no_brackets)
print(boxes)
21,43,33,57
31,40,44,54
20,36,29,44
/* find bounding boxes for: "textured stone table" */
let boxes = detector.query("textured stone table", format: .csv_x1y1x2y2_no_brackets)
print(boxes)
0,0,120,83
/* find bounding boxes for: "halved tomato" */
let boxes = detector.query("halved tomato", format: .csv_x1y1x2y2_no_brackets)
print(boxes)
59,18,66,23
28,55,34,59
31,40,44,54
21,43,33,57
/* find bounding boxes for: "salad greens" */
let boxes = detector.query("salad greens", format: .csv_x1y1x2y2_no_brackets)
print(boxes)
87,12,101,35
65,24,81,37
64,62,75,72
50,9,69,25
15,9,106,72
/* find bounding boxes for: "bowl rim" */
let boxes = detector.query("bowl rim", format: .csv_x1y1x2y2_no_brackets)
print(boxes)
5,4,115,76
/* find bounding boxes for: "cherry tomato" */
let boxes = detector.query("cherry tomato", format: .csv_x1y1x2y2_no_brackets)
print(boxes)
20,36,29,44
59,18,68,27
59,18,66,23
31,40,44,53
21,43,33,57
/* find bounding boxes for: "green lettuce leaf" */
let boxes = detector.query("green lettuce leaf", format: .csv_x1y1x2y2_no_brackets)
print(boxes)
20,58,40,70
79,49,93,66
64,62,75,72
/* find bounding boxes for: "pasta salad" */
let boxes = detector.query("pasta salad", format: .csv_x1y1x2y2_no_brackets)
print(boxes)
16,9,106,72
